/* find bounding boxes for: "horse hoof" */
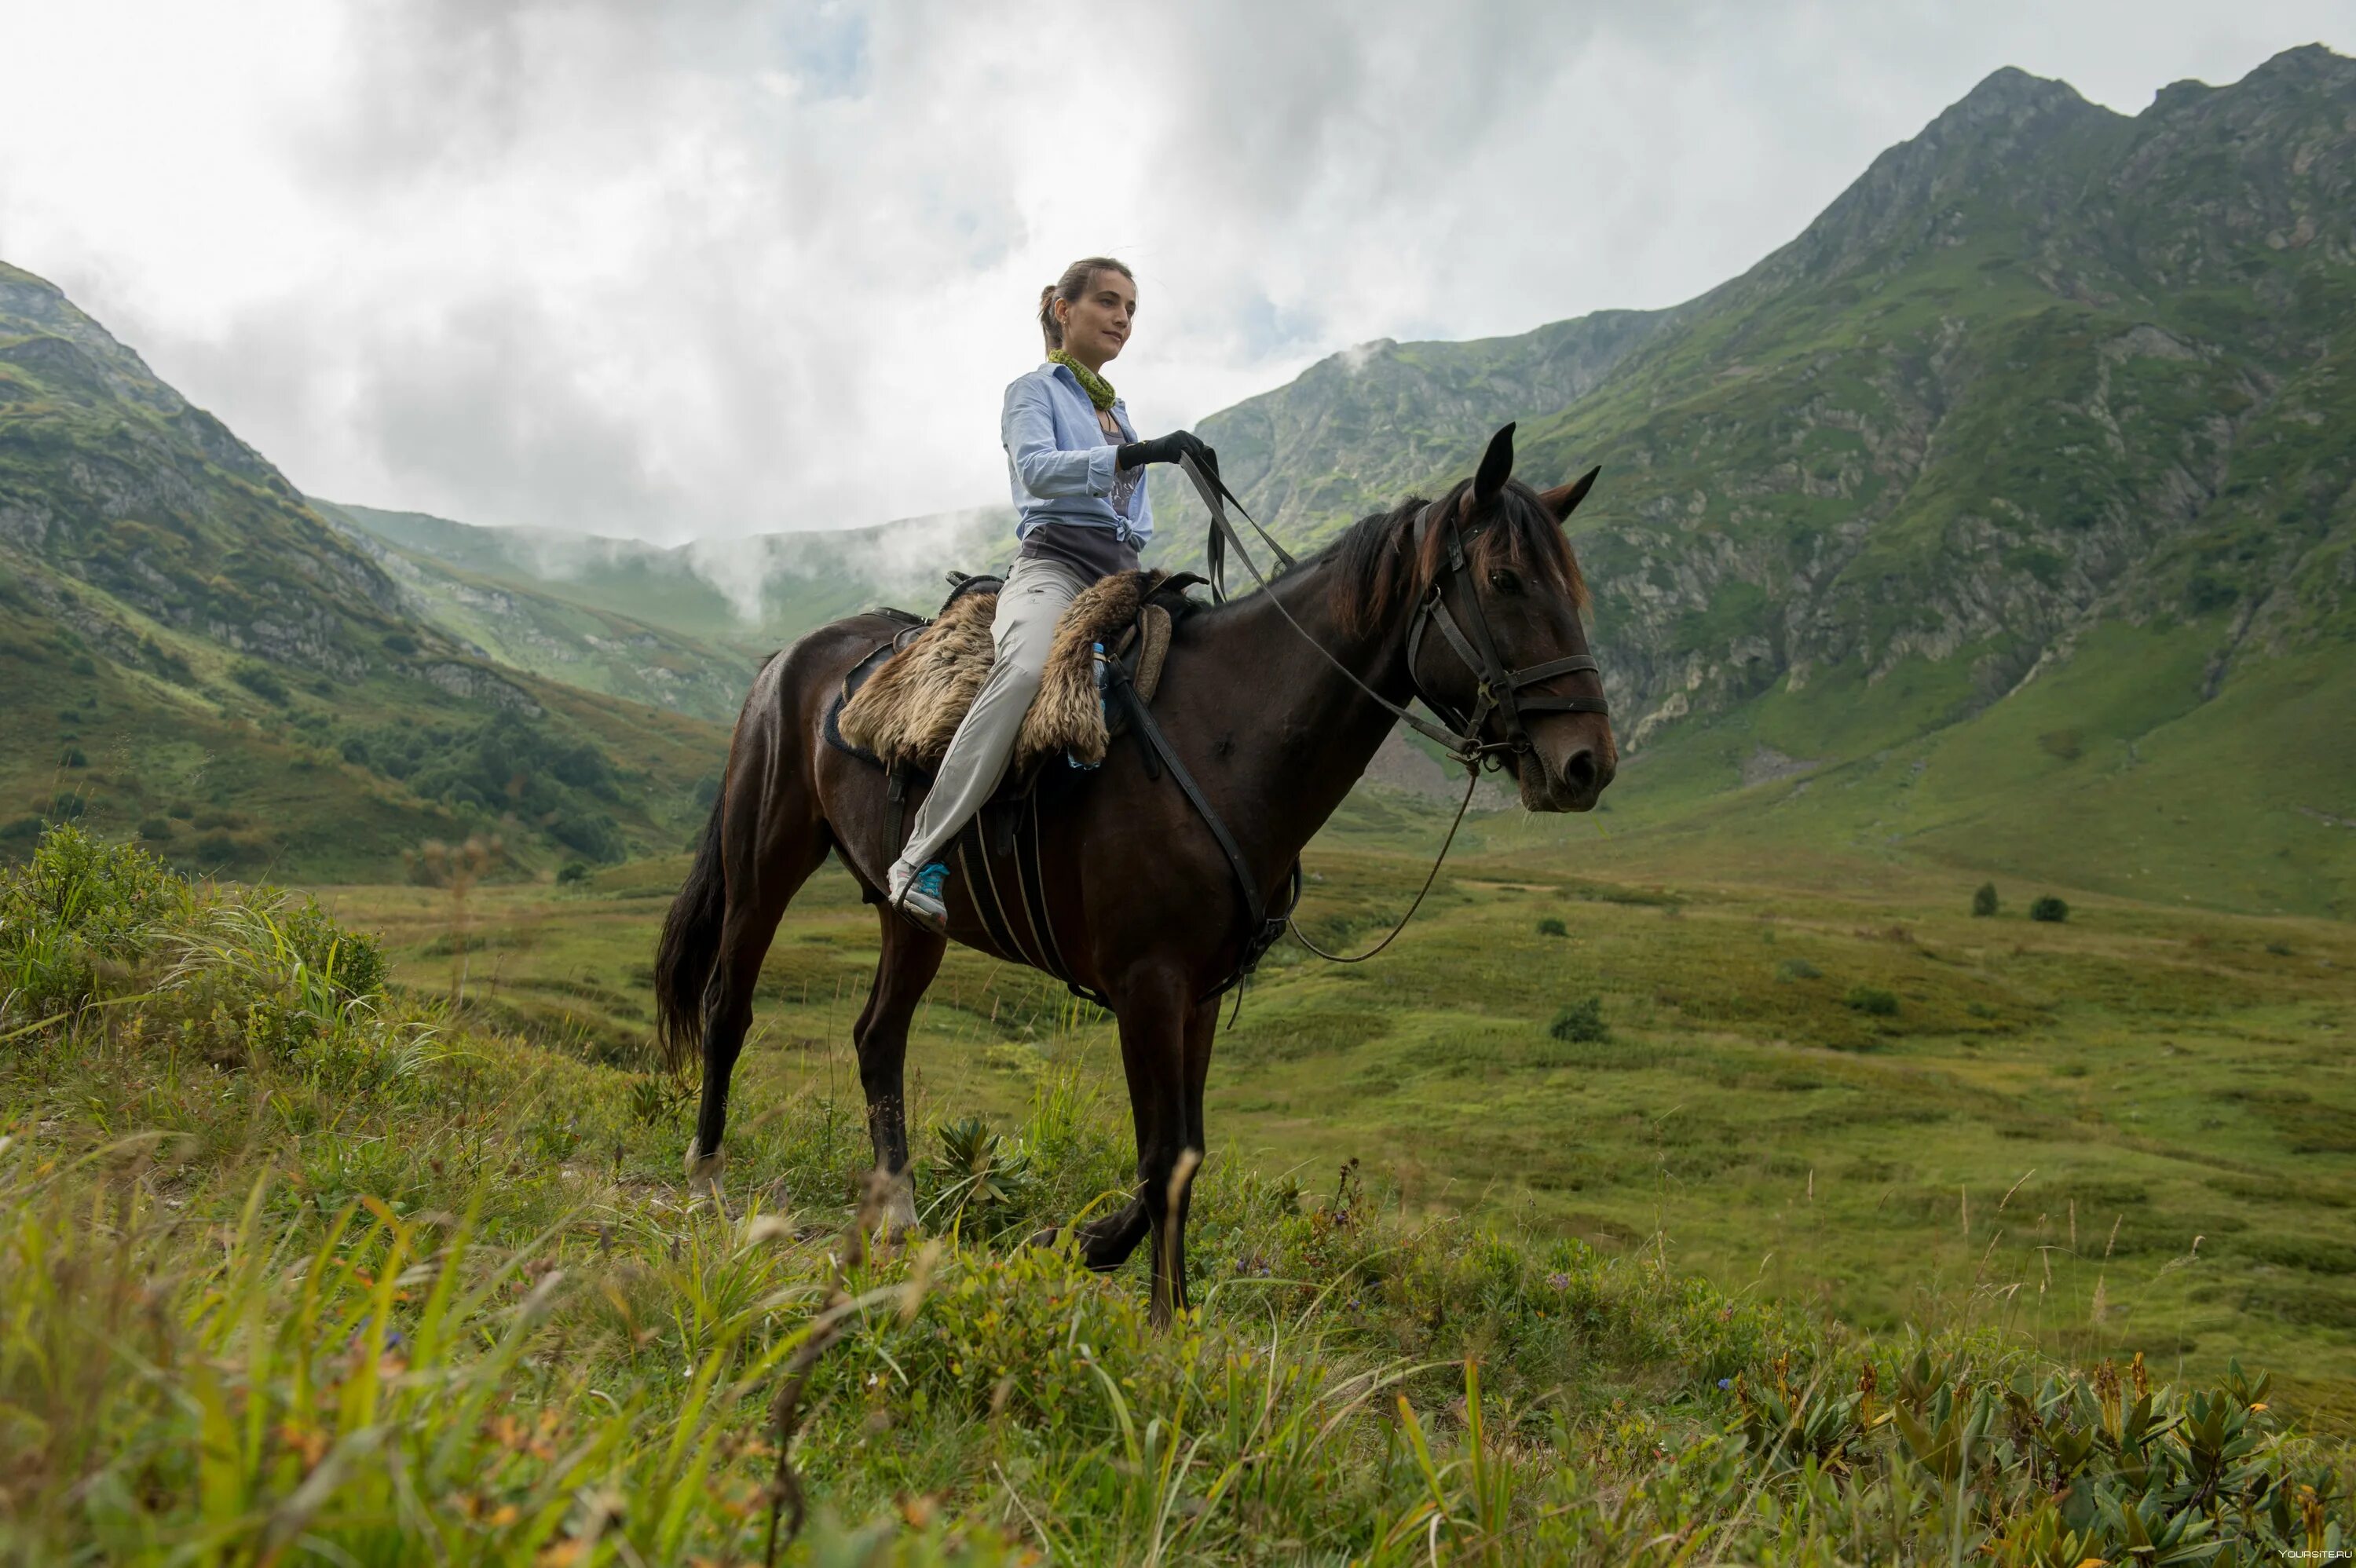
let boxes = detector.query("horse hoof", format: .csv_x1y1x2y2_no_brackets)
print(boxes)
684,1145,726,1188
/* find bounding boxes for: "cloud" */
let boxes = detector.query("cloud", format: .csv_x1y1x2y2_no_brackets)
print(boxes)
0,0,2345,543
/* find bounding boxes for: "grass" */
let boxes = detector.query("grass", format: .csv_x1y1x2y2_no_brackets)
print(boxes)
5,827,2350,1562
294,796,2356,1447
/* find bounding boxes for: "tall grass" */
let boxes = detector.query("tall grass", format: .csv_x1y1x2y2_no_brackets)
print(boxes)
2,828,2349,1563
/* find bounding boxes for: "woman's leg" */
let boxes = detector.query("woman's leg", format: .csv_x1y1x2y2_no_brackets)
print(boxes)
891,555,1090,909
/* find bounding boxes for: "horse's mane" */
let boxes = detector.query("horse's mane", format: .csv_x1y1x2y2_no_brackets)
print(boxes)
1324,477,1589,637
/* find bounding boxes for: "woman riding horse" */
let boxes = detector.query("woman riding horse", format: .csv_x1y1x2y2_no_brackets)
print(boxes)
885,256,1217,931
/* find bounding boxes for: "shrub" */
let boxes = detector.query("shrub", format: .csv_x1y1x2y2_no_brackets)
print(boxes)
382,630,418,656
232,661,289,704
58,747,88,769
1844,985,1898,1017
338,736,371,766
1971,882,1998,917
927,1115,1037,1241
2030,895,2069,923
45,793,86,821
1536,916,1568,938
1549,996,1609,1043
557,861,591,886
137,817,174,841
0,825,188,1017
1776,958,1821,981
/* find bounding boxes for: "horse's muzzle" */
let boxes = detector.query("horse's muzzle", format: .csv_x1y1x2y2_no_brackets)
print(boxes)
1514,720,1616,813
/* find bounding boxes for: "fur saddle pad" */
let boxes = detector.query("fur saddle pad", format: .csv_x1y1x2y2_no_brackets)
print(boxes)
838,568,1178,775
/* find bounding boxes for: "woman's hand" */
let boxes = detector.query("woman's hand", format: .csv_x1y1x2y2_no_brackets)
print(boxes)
1116,429,1219,476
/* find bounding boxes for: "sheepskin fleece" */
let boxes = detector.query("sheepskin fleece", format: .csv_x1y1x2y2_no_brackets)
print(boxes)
837,568,1169,774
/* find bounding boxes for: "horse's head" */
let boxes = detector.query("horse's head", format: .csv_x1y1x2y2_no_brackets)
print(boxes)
1402,424,1617,812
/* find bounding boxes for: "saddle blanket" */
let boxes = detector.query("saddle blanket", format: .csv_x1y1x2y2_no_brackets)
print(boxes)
837,567,1178,775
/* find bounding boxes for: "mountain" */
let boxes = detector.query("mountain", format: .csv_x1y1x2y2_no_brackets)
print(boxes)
1141,46,2356,915
310,499,1022,722
310,500,769,723
0,261,723,877
1143,307,1673,550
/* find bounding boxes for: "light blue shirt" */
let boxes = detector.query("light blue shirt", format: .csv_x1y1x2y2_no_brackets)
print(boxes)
1001,362,1153,548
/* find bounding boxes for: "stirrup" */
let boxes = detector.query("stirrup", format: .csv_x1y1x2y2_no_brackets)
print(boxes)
892,861,949,934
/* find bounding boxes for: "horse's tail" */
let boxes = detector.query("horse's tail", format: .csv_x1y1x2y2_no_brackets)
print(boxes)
654,784,729,1075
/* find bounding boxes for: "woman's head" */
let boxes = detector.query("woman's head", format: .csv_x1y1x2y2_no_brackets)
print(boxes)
1038,257,1136,368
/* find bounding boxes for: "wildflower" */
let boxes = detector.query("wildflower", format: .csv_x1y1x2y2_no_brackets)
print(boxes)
1545,1271,1572,1292
1717,1377,1732,1391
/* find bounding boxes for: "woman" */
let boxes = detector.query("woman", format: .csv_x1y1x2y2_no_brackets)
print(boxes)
887,256,1217,932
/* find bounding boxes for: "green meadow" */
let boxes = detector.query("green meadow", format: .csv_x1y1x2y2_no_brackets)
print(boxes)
8,825,2349,1563
317,784,2356,1440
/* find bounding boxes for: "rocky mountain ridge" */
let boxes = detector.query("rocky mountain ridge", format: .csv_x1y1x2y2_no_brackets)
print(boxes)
0,261,719,875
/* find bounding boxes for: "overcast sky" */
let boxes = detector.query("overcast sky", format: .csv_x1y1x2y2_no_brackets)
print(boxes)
0,2,2344,543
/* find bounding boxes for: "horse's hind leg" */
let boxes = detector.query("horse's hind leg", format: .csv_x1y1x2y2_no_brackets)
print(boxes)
687,828,829,1190
854,912,946,1234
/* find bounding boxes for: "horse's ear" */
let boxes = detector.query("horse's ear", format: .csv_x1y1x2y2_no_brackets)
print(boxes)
1537,464,1601,524
1472,422,1516,508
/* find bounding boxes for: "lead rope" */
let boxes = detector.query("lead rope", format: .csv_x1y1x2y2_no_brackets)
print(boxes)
1284,768,1479,963
1173,456,1485,966
1178,454,1485,766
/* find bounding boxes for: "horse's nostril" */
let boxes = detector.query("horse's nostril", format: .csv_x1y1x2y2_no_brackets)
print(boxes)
1560,747,1599,795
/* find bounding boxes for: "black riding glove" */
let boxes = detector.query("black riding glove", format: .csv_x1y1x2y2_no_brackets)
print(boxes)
1117,429,1218,476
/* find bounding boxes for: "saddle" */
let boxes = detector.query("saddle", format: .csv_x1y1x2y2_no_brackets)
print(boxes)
821,565,1292,1011
832,567,1201,776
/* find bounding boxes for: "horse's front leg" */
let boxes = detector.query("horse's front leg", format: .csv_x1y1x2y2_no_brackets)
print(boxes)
855,913,946,1237
1109,969,1202,1327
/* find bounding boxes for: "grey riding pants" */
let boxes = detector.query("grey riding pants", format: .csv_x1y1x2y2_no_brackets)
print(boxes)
894,554,1092,874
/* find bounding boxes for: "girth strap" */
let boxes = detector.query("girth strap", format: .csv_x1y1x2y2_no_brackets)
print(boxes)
1105,659,1292,999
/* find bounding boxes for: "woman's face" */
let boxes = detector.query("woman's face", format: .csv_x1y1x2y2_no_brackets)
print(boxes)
1055,270,1136,367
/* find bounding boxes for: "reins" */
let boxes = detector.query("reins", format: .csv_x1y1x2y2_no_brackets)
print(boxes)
1170,455,1610,966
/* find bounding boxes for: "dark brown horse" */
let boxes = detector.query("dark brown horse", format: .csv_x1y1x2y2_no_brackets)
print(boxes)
654,425,1615,1323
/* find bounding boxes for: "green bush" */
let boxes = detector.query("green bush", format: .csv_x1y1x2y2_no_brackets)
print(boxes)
232,661,288,704
0,825,188,1018
58,747,88,769
557,861,591,886
1844,985,1899,1017
1536,916,1568,937
137,818,174,841
2030,895,2069,923
1972,881,1999,917
346,713,624,858
1549,996,1609,1043
381,630,418,656
1776,957,1821,981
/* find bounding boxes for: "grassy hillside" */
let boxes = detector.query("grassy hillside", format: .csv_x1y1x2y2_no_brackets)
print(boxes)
0,261,727,876
324,498,1020,652
1140,48,2356,916
312,499,767,723
5,828,2348,1561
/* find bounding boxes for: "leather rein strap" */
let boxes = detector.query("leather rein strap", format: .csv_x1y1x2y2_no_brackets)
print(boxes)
1169,454,1612,967
1178,455,1607,769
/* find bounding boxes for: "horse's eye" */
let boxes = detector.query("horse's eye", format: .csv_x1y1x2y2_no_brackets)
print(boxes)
1488,567,1524,595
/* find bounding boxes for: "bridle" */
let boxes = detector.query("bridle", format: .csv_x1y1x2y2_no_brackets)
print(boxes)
1185,455,1609,774
1403,495,1610,768
1175,453,1612,971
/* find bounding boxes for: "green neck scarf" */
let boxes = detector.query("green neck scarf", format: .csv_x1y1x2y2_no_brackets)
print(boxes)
1048,349,1118,412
